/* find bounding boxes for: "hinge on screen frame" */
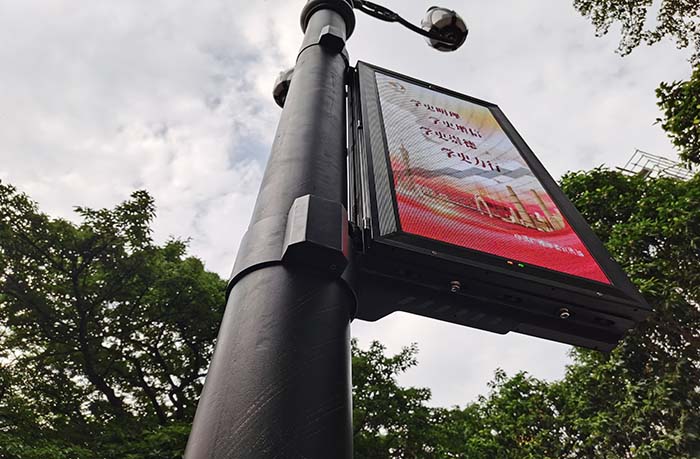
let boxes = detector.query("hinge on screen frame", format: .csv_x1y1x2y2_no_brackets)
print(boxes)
361,216,372,251
349,218,371,254
349,221,363,249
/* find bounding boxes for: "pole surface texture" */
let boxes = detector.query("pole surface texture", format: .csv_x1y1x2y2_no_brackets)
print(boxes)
185,2,355,458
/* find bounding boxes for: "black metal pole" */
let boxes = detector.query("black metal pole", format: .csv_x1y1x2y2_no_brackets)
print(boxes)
185,1,356,458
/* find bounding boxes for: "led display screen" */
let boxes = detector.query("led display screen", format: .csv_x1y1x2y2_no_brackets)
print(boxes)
374,72,610,284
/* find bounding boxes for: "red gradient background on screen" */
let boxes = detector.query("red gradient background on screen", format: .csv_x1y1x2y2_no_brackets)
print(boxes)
375,73,610,284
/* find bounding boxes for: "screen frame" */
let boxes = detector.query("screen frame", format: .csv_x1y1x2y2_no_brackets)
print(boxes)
354,61,649,313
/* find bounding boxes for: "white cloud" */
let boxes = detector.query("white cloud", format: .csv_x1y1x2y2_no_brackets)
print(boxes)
0,0,277,254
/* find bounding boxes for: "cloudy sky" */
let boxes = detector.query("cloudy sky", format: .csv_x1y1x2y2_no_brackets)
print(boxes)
0,1,693,408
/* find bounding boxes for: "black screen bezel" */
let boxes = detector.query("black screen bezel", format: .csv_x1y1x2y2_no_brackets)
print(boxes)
355,61,648,311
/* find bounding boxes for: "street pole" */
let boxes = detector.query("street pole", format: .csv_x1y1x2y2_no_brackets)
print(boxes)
184,1,356,458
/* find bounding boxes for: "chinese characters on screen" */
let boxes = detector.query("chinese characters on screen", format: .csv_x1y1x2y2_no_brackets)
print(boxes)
375,73,609,284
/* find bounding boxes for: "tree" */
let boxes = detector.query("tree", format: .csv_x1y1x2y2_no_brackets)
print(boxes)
0,182,226,458
573,0,700,63
351,339,439,458
0,182,459,459
570,14,699,453
351,344,568,459
574,0,700,167
657,67,700,165
465,370,565,459
0,183,459,459
3,168,698,458
554,168,700,458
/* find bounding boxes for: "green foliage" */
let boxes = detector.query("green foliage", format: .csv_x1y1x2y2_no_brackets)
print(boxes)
467,370,565,459
2,166,698,458
351,347,565,458
573,0,700,63
657,66,700,165
559,168,700,458
119,423,193,459
0,182,226,458
352,339,439,458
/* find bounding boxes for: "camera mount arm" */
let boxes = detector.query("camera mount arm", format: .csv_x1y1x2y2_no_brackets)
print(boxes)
353,0,466,51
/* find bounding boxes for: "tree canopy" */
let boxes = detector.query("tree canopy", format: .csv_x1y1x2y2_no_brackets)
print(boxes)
656,66,700,165
1,164,698,458
573,0,700,63
0,182,226,458
554,168,700,458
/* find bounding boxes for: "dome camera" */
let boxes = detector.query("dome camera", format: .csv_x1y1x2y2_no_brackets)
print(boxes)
272,67,295,109
421,6,468,52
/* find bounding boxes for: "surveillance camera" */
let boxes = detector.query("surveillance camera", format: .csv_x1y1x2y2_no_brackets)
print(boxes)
421,6,468,52
272,67,295,108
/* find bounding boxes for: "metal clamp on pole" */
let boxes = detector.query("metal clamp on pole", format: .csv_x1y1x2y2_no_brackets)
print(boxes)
226,194,350,298
297,0,352,63
282,194,350,274
301,0,355,37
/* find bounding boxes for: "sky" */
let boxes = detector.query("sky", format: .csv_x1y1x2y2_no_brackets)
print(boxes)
0,1,693,408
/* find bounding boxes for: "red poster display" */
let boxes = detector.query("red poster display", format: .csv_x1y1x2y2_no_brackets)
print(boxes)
375,73,610,284
351,62,650,351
